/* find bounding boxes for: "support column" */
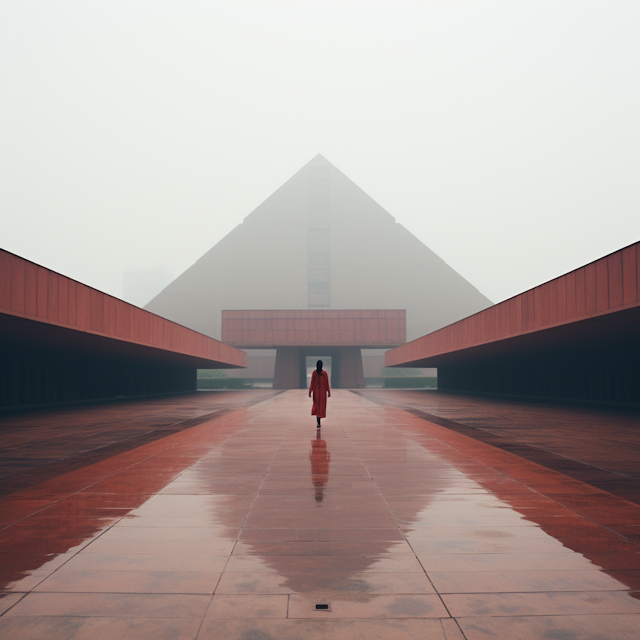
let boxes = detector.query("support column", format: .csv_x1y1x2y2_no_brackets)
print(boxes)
273,347,301,389
337,347,365,389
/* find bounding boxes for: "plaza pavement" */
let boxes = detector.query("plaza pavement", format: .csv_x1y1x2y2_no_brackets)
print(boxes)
0,390,639,639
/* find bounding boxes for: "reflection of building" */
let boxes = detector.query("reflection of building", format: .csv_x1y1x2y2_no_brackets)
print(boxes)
310,435,330,502
146,154,491,384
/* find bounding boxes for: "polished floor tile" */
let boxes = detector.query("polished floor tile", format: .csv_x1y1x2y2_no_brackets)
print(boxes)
205,594,289,619
5,592,211,618
287,593,449,619
0,615,202,640
197,617,450,640
443,590,640,617
1,389,639,638
33,569,223,594
429,569,627,593
457,613,640,640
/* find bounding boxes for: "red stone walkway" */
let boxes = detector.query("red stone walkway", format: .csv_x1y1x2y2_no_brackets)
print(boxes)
358,390,640,506
0,390,279,497
1,390,639,639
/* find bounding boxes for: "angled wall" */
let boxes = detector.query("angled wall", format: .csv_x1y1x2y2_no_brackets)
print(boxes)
0,250,246,410
386,242,640,405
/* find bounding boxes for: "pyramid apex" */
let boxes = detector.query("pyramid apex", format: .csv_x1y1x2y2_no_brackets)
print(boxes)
305,153,334,168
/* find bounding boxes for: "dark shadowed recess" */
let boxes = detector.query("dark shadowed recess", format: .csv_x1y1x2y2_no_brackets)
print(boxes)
0,390,284,498
352,390,640,506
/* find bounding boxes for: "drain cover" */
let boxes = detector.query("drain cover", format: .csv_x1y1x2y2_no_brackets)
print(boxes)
315,603,330,611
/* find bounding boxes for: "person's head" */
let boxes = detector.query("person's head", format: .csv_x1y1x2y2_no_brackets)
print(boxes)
316,360,323,373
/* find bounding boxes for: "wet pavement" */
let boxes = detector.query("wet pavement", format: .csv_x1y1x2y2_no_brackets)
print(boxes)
0,390,280,497
1,390,639,639
357,389,640,506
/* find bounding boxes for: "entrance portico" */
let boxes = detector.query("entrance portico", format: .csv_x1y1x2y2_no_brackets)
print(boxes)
222,310,406,389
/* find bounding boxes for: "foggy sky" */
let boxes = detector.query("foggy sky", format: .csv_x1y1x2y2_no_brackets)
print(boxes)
1,1,639,306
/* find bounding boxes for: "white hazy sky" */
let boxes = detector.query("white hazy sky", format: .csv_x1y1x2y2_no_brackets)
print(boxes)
1,1,639,305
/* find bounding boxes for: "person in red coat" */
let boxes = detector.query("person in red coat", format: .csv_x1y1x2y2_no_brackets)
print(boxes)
309,360,330,428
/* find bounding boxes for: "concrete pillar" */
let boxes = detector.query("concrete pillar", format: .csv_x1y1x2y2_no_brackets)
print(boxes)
338,347,365,389
273,347,300,389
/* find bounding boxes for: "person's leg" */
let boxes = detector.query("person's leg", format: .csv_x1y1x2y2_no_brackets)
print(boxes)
317,416,321,427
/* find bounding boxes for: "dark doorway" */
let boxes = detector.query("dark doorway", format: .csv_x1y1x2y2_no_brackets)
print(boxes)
298,348,342,389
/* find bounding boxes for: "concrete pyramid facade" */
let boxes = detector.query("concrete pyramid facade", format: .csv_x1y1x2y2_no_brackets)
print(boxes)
146,154,491,346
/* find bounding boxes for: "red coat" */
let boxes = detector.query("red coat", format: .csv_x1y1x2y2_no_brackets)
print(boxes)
309,369,330,418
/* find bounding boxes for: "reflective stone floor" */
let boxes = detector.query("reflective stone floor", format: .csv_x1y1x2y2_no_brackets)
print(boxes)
0,390,280,497
357,390,640,506
1,390,639,639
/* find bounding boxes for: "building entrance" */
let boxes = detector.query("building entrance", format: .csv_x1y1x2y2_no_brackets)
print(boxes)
221,310,406,389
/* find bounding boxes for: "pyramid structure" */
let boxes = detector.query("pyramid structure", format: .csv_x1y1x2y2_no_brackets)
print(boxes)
146,154,491,348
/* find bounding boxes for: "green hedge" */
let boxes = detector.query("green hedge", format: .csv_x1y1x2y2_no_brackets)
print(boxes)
197,378,253,389
383,377,437,389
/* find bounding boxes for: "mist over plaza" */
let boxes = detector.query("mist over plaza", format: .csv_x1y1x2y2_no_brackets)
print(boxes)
1,3,640,639
2,1,639,310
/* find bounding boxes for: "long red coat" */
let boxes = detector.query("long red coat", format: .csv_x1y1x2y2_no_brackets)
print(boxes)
309,369,330,418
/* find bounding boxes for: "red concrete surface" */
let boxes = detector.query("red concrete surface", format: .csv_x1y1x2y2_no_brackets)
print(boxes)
0,250,245,368
222,310,406,348
357,390,640,506
0,390,281,497
386,241,640,368
1,391,639,638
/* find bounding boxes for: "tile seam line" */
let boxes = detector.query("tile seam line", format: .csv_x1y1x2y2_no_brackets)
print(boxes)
349,401,640,600
0,407,250,531
0,516,127,616
195,394,294,638
336,401,452,619
352,395,640,524
353,391,639,484
5,604,640,623
405,410,635,481
441,617,469,640
0,593,29,618
1,407,259,611
0,391,284,504
448,610,640,617
372,402,640,549
0,612,213,619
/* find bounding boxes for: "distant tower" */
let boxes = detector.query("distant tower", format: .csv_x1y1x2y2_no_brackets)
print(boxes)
145,154,491,341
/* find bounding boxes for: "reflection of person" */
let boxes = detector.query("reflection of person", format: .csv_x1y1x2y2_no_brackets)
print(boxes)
309,360,330,428
310,433,330,502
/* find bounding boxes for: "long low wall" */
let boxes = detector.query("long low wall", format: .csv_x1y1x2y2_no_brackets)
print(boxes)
386,242,640,405
387,242,640,368
0,250,246,409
